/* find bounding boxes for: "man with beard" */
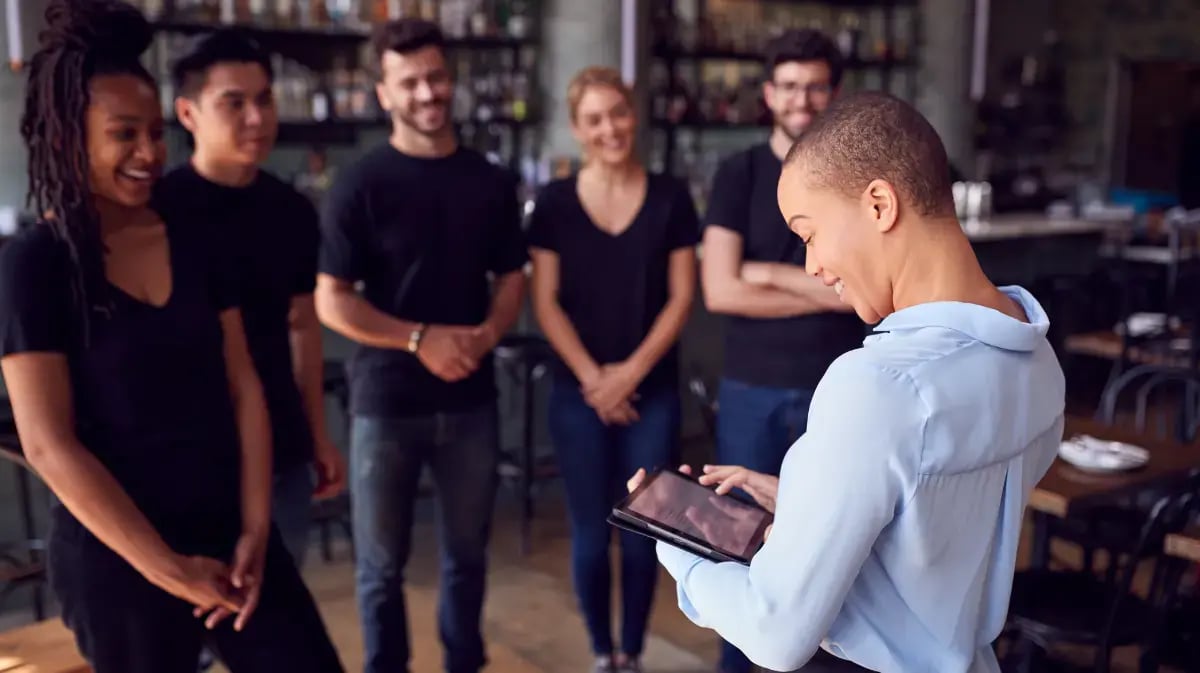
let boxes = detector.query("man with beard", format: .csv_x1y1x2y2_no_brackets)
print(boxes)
698,29,864,673
314,18,527,673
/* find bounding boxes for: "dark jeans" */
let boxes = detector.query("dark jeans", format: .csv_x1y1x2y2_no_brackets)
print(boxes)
48,522,343,673
715,378,814,673
351,405,499,673
549,382,680,658
272,461,315,568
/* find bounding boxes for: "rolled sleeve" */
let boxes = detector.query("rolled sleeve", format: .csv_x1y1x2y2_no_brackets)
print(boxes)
318,171,368,283
661,354,925,672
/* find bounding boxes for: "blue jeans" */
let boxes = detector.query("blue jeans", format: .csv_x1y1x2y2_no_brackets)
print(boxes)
715,378,814,673
272,462,315,568
350,405,499,673
549,383,680,659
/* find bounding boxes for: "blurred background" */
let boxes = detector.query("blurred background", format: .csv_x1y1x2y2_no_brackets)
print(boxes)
1,2,1200,671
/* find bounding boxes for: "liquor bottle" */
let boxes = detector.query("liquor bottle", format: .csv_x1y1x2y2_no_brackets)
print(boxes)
836,13,860,59
507,0,530,40
469,0,491,37
275,0,296,26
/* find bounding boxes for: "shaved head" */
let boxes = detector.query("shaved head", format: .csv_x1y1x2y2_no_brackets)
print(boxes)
784,91,955,218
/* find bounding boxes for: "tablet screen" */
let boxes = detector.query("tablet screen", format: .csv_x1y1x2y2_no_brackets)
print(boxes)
623,470,771,560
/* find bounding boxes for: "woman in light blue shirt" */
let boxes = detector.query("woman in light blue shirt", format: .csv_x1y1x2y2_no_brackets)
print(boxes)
630,91,1064,673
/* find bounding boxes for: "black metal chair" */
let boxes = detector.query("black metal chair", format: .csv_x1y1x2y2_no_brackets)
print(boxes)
0,398,48,621
686,372,718,441
1042,365,1200,578
493,334,557,555
1004,473,1200,673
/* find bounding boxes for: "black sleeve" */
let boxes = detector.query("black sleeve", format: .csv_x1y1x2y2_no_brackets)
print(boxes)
704,152,751,235
0,230,71,355
525,183,558,252
488,175,530,275
666,179,702,251
291,196,320,296
318,169,368,282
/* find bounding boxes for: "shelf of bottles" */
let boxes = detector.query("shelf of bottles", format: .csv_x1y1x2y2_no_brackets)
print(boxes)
648,0,919,211
134,0,541,171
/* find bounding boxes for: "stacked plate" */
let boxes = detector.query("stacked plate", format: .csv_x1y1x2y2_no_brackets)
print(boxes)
1058,435,1150,473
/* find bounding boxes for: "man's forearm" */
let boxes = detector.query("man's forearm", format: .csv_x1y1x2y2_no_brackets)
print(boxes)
704,278,830,319
315,282,419,351
483,270,526,339
743,262,850,313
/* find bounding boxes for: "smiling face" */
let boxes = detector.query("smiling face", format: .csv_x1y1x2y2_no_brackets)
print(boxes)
777,162,900,324
177,61,278,166
377,45,453,135
85,73,167,209
571,84,636,166
763,60,836,141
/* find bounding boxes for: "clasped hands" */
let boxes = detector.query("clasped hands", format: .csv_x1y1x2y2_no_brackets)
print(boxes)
414,322,500,382
154,528,267,633
580,360,643,426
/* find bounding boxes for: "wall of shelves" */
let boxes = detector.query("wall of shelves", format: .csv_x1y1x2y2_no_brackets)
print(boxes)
131,0,543,185
646,0,919,213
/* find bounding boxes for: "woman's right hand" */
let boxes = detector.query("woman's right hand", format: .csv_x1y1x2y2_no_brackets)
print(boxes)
697,465,779,513
579,366,639,426
151,554,245,617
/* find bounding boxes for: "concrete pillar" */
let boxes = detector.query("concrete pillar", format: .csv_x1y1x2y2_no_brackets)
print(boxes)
0,0,46,213
539,0,624,159
916,0,976,178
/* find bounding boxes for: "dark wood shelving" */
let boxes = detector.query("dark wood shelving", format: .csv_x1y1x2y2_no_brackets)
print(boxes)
651,118,770,130
166,116,539,145
152,19,536,50
653,45,914,68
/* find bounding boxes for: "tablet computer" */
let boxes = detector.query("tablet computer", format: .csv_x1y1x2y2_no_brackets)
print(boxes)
608,469,774,565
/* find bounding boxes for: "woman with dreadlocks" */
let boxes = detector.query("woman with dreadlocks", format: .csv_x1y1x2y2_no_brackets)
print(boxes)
0,2,342,671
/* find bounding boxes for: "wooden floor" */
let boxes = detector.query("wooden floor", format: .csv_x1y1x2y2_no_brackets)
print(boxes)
234,491,721,673
216,488,1176,673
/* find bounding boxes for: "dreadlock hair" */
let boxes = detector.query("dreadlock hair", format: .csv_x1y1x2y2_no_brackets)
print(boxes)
20,0,156,338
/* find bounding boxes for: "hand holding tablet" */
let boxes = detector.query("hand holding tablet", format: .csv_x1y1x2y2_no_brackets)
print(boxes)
613,466,776,565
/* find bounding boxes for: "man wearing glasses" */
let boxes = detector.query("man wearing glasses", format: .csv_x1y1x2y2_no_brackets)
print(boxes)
699,29,865,673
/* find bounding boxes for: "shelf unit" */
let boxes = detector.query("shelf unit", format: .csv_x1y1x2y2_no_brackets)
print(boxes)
648,0,920,189
144,5,542,173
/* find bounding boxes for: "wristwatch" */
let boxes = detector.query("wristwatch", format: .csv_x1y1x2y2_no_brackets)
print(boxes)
407,323,428,354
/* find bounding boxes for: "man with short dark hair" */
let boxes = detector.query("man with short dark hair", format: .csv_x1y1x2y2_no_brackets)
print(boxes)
640,91,1063,673
314,18,526,673
155,29,347,570
699,28,862,673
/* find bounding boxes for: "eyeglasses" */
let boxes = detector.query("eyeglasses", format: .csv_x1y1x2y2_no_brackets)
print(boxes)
771,81,834,97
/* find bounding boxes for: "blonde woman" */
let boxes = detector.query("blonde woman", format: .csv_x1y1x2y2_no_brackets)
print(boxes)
528,67,699,673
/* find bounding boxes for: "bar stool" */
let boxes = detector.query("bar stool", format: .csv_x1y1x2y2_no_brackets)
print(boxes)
0,397,48,620
494,334,556,555
312,359,353,563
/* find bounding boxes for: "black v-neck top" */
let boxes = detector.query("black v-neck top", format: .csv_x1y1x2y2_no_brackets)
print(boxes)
527,173,700,393
0,221,243,551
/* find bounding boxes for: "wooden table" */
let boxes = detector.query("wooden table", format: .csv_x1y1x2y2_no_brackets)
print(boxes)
1165,525,1200,563
1031,416,1200,519
0,618,90,673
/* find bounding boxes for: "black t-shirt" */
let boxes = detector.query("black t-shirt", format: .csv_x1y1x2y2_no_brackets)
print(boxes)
319,144,528,417
154,165,317,474
527,173,700,392
0,223,242,551
705,143,865,389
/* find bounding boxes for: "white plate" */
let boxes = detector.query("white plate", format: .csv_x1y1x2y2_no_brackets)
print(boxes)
1058,435,1150,473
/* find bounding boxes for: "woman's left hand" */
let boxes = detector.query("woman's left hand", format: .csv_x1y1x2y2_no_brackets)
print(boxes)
583,361,642,414
195,528,267,631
